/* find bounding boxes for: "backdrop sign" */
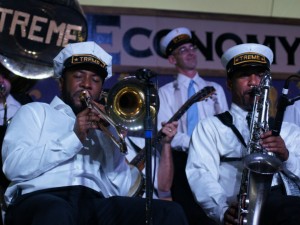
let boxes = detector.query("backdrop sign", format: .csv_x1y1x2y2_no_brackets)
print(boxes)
86,13,300,77
0,0,87,78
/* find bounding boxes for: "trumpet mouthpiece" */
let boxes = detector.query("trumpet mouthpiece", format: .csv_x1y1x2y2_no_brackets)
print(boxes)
79,90,92,108
80,90,90,100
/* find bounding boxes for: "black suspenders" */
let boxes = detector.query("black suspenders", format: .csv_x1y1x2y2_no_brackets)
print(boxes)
215,111,245,162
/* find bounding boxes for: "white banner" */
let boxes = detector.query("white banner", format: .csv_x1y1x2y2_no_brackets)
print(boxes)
86,13,300,76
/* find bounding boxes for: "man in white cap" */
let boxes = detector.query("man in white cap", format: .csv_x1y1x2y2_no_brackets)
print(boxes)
186,43,300,225
2,41,189,225
159,27,228,150
158,27,228,225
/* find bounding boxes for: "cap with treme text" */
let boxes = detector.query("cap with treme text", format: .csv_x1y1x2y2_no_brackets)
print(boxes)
221,43,273,76
53,41,112,79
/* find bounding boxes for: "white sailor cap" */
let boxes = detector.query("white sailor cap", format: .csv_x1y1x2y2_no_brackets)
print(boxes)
221,43,273,76
53,41,112,80
160,27,193,57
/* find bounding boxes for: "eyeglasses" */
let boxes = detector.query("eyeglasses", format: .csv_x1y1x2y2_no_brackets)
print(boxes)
173,45,198,55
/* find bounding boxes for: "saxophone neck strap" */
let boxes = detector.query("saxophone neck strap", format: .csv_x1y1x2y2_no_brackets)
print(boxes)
215,111,246,162
215,111,247,148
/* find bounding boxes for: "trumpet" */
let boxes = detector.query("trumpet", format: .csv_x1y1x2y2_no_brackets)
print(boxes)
80,90,128,154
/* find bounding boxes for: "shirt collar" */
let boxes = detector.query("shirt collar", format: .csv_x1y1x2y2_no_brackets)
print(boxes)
50,96,76,118
231,103,249,121
177,73,203,88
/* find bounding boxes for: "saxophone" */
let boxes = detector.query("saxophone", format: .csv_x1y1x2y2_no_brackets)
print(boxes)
237,72,282,225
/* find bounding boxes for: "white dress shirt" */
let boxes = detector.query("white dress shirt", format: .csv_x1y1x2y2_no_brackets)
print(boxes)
2,96,132,205
186,103,300,224
283,100,300,127
157,73,228,152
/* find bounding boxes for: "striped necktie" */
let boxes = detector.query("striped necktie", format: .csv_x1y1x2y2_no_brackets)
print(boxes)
187,80,198,136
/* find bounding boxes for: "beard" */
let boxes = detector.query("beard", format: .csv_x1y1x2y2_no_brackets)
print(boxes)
61,87,86,115
241,88,257,111
242,98,254,111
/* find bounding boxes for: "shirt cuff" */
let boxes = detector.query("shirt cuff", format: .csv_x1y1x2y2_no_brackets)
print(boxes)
283,151,298,172
56,132,83,156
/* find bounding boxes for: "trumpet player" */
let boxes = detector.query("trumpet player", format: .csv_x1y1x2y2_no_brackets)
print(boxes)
0,64,28,191
2,41,189,225
186,43,300,225
0,65,21,126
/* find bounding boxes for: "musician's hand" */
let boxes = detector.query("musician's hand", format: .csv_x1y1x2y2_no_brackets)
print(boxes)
90,100,110,127
160,121,178,144
224,203,239,225
74,107,100,141
260,130,289,161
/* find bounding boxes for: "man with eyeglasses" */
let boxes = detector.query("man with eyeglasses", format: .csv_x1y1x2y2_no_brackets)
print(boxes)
157,27,228,225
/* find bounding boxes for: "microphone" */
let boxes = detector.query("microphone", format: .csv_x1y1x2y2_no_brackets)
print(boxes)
272,78,292,136
135,68,157,80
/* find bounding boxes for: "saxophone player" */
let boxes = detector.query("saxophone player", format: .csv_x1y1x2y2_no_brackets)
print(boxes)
186,43,300,225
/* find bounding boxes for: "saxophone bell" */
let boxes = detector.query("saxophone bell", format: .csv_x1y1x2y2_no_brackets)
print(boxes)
244,152,282,175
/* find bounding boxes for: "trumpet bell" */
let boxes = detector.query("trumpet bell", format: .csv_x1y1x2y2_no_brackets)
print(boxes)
106,77,159,131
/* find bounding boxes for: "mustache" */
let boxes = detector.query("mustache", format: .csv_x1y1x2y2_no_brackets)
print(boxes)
248,86,259,97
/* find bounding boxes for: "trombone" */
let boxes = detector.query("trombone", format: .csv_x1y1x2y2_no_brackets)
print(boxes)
105,76,158,131
80,76,159,154
80,90,128,154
